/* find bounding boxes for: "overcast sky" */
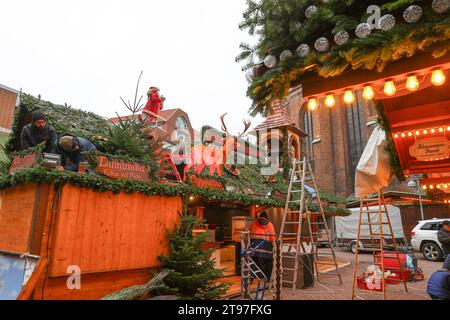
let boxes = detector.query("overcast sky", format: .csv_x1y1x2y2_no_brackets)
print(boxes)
0,0,263,134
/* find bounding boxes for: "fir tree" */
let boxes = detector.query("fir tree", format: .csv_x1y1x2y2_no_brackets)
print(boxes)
158,214,231,300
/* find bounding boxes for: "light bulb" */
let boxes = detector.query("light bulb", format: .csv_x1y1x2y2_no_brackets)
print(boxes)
439,127,444,133
415,131,420,136
363,86,375,100
423,129,428,135
308,98,318,111
408,132,413,137
343,90,355,104
394,133,399,139
324,94,335,108
431,69,446,86
384,81,397,96
401,133,406,138
431,128,436,134
448,126,450,131
406,75,419,91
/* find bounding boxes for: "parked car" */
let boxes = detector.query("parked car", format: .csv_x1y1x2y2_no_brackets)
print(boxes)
411,219,445,261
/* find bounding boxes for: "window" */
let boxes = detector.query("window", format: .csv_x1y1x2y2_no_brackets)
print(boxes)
346,91,367,189
300,108,313,164
420,223,442,231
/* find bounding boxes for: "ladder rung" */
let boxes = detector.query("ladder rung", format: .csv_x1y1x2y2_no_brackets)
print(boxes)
285,211,301,214
280,254,297,259
360,222,390,225
281,280,295,284
282,267,297,272
316,262,338,265
316,252,335,256
283,221,300,224
282,233,299,236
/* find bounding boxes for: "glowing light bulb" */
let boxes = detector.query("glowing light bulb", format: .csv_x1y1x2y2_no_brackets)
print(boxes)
343,90,355,104
439,127,444,133
431,69,446,86
406,75,420,91
384,81,397,96
416,131,420,136
423,129,428,135
430,185,434,189
394,133,399,139
431,128,436,134
408,132,413,137
363,86,375,100
308,98,318,111
423,185,427,190
447,126,450,131
324,94,336,108
401,133,406,138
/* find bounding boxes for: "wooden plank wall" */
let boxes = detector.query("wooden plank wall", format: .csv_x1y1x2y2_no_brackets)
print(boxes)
0,87,17,132
49,184,182,276
0,184,38,253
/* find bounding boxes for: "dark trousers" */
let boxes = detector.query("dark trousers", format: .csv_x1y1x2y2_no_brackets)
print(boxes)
255,256,273,280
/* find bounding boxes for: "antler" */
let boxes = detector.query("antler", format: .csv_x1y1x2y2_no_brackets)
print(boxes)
237,119,252,138
220,113,231,135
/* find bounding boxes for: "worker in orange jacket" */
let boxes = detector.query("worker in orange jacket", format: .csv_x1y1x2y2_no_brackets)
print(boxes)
248,212,276,279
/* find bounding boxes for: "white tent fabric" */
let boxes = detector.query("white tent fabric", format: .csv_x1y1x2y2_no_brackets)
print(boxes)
355,126,394,198
335,205,405,240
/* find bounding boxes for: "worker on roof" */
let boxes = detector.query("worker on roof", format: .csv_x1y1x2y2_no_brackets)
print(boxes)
248,212,276,280
20,111,57,153
142,86,165,123
54,134,97,172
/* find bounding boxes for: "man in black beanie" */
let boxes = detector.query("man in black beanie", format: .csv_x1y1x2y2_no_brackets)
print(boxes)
20,111,57,152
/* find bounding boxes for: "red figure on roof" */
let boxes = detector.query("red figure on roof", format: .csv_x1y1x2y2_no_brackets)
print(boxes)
143,86,166,122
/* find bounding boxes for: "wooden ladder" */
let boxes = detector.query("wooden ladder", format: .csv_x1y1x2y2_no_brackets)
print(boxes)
351,191,408,300
277,157,342,291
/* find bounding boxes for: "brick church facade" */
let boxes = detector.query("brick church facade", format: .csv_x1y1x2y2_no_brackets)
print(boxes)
282,86,383,198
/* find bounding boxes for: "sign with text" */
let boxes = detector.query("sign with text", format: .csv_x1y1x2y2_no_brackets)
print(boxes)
95,156,151,183
9,153,37,173
189,175,224,191
409,137,450,162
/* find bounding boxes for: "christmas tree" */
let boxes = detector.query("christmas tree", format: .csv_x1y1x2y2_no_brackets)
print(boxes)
158,214,231,300
238,0,450,115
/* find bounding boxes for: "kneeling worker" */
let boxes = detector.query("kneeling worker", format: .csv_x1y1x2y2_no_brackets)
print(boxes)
55,134,97,172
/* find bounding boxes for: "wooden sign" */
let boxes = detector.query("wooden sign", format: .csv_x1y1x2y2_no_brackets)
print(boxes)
9,153,37,173
409,137,450,162
95,156,151,182
189,175,224,191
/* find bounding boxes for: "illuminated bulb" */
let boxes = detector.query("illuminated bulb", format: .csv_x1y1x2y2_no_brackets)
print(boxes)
384,81,397,96
431,69,446,86
308,98,318,111
431,128,436,134
430,185,434,189
444,184,448,189
401,133,406,138
406,75,420,91
394,133,399,139
408,132,413,137
423,129,428,135
363,86,375,100
324,94,336,108
437,185,441,189
343,90,355,104
447,126,450,131
439,127,444,133
423,185,427,190
416,131,420,136
189,196,194,201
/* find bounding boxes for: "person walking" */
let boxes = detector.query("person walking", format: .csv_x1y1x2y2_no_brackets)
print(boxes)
248,212,276,280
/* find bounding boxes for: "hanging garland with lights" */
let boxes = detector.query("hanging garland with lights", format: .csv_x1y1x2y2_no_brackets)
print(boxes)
238,0,450,115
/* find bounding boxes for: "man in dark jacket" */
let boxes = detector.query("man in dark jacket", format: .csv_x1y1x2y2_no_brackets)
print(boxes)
427,270,450,300
438,220,450,270
54,134,97,172
20,111,57,152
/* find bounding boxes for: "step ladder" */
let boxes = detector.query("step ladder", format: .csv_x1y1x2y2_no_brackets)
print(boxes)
142,110,168,132
240,231,267,300
278,158,342,291
351,191,408,300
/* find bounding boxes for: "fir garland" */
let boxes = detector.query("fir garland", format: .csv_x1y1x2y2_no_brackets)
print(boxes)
239,1,450,114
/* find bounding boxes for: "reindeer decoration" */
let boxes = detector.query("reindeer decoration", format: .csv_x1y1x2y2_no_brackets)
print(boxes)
182,114,251,180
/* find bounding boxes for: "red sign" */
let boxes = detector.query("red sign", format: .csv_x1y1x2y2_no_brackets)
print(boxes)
95,156,151,182
9,153,37,173
189,175,224,190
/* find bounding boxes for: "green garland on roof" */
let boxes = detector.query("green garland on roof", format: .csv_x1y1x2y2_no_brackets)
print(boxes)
375,102,407,182
238,0,450,115
0,166,350,215
7,94,110,151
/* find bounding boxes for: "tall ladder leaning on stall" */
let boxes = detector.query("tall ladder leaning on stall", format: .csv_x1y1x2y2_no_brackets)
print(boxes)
351,191,408,300
277,157,342,291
